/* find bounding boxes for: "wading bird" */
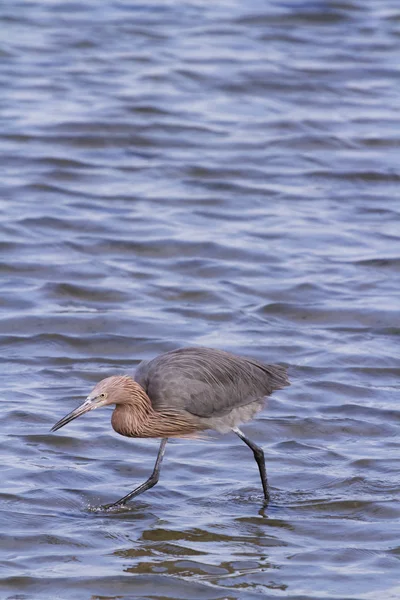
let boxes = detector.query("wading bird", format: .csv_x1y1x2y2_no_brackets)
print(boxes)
51,347,289,508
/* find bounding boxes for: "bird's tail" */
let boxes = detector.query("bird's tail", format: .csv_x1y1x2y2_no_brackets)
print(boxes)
248,360,290,390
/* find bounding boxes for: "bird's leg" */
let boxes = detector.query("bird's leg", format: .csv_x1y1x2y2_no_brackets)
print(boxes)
101,438,168,509
233,427,270,503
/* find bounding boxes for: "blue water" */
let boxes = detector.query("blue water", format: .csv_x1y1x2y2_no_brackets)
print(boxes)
0,1,399,599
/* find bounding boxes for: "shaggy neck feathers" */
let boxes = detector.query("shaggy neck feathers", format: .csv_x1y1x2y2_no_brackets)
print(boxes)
110,381,199,438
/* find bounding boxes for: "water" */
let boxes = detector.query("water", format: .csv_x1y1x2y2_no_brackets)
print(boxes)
1,1,399,598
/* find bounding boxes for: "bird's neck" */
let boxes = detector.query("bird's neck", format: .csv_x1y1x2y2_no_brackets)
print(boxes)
111,384,154,437
111,384,201,439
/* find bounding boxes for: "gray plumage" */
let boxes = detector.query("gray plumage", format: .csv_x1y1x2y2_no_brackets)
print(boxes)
135,346,289,431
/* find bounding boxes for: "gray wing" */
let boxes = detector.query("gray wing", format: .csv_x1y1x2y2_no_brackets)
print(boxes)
134,347,289,418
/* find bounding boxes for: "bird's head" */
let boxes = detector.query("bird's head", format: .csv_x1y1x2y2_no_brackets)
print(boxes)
51,375,139,432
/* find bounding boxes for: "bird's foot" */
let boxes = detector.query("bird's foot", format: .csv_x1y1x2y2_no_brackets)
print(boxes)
100,501,125,511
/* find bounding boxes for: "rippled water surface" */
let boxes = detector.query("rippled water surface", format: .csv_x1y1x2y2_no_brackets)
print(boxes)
1,1,399,599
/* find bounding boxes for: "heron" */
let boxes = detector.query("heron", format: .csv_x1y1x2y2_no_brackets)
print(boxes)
51,346,289,508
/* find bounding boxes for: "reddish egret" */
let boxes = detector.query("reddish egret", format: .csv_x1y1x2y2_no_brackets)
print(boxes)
51,347,289,507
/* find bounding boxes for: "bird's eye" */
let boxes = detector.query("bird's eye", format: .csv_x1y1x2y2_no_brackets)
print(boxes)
100,393,106,398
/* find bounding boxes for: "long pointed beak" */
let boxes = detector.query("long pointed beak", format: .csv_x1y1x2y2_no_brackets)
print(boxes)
51,396,104,432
